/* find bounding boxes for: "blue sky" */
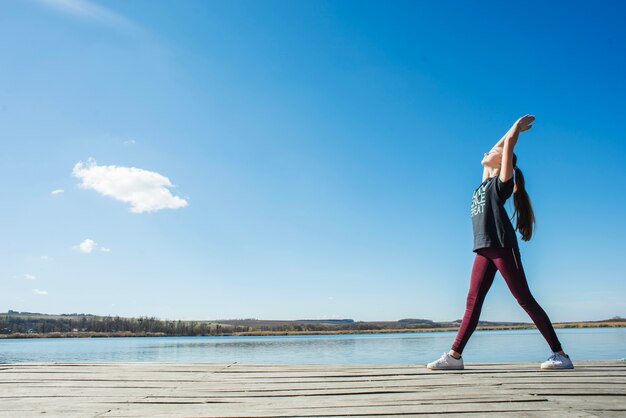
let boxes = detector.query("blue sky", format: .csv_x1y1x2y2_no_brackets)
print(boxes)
1,0,624,322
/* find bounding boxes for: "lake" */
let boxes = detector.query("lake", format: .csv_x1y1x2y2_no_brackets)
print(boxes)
1,328,624,364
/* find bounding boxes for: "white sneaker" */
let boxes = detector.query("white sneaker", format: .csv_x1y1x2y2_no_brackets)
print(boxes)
427,352,464,370
541,352,574,369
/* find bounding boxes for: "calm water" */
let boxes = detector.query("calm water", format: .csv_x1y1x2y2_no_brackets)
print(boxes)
1,328,624,364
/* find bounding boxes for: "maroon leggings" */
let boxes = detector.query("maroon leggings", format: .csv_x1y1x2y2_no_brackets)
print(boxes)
451,247,563,354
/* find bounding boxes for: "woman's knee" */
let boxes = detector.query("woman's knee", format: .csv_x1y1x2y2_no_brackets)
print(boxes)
517,295,539,310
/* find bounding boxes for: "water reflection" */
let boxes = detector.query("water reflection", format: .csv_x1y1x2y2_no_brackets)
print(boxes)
0,328,624,363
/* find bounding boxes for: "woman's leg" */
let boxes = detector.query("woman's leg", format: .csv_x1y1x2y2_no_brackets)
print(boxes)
488,247,563,353
451,250,498,354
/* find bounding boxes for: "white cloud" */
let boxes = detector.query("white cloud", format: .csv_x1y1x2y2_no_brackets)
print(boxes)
50,189,64,195
36,0,139,32
23,274,37,281
75,238,97,253
33,289,48,296
40,255,53,262
123,139,136,146
72,158,188,213
73,239,111,253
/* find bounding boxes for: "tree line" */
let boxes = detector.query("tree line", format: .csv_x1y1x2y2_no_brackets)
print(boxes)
0,314,241,336
0,313,447,337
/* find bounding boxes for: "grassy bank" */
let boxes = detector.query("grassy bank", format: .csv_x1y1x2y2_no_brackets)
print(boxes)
1,321,624,339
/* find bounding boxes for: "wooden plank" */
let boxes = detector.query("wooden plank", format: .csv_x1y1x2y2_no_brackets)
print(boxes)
0,361,624,417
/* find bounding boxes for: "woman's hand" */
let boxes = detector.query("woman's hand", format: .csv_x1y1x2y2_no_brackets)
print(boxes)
515,114,535,132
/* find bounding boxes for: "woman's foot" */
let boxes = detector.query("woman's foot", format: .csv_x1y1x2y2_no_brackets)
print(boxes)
427,352,464,370
541,352,574,369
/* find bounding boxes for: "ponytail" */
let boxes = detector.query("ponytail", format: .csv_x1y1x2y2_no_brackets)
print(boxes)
511,153,535,241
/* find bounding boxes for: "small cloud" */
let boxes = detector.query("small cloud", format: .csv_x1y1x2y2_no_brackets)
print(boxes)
123,139,136,146
73,239,110,253
74,238,97,253
23,274,37,280
50,189,64,196
33,289,48,296
327,296,335,301
36,0,140,33
40,255,53,262
72,158,188,213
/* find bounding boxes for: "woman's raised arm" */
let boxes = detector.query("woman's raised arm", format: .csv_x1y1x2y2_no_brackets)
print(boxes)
500,114,534,182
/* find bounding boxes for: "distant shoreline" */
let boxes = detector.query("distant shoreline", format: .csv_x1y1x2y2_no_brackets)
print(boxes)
1,321,624,339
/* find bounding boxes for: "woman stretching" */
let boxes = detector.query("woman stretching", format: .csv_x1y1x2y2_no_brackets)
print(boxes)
427,115,573,370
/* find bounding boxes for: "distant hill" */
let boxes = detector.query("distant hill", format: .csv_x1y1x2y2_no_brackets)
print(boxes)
1,311,624,338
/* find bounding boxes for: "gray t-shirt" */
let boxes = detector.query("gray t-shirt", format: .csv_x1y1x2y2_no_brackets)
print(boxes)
470,175,519,252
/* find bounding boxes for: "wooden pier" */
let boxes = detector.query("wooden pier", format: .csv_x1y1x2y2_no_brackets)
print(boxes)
1,360,624,417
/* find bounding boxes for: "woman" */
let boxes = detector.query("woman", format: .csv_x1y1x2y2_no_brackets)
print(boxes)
427,114,573,370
